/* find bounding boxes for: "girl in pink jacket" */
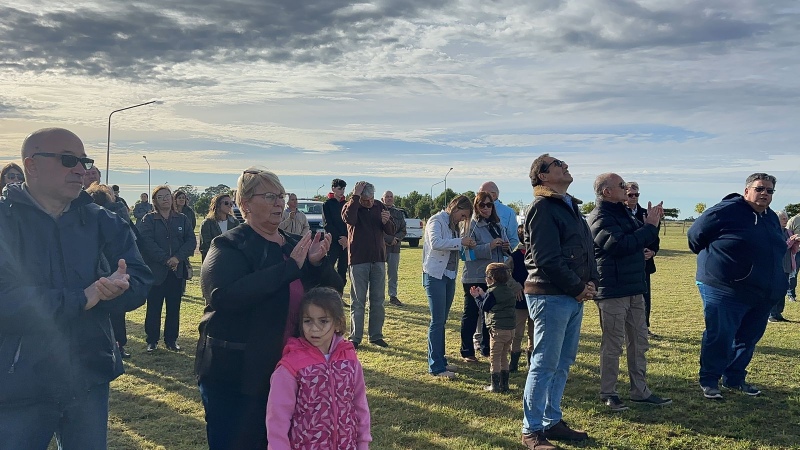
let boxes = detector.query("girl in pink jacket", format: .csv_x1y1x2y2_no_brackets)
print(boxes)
266,287,372,450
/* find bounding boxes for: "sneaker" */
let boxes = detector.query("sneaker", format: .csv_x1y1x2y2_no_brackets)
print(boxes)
601,395,629,411
388,296,404,306
768,316,780,323
701,385,723,399
165,342,181,351
521,431,557,450
445,364,458,373
462,356,479,363
146,343,157,353
542,420,588,441
789,295,797,302
631,394,672,406
118,346,131,359
433,370,456,379
647,329,660,339
722,382,761,396
370,339,389,348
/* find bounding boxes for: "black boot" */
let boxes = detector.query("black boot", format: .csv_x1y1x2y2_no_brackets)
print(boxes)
509,351,522,373
501,370,510,393
484,373,502,393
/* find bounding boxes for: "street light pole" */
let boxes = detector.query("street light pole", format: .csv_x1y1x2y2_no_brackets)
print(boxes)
443,167,453,209
142,155,151,195
106,100,162,184
316,184,325,198
430,180,445,209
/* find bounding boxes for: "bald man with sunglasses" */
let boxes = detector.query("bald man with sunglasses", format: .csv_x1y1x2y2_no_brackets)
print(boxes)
0,128,153,449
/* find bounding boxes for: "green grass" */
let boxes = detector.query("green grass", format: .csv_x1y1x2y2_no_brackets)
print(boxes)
107,224,800,449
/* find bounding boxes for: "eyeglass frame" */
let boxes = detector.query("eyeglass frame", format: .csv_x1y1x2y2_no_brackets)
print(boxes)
251,191,287,204
540,158,564,173
31,153,95,170
5,172,24,180
752,186,776,194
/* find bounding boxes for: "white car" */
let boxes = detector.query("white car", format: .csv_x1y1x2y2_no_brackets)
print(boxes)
401,209,423,248
297,199,325,234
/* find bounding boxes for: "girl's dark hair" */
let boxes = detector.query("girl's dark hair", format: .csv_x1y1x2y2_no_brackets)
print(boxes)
473,191,500,223
297,287,346,337
485,262,510,284
207,193,232,220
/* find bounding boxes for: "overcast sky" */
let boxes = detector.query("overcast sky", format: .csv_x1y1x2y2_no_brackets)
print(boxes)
2,0,799,217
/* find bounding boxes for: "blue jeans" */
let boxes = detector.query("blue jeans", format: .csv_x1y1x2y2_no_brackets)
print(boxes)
0,383,109,450
424,272,456,374
697,284,772,388
522,294,583,434
199,381,268,450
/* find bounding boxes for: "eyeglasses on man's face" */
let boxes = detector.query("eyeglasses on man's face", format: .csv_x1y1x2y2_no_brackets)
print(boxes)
541,158,564,173
752,186,775,194
253,192,286,204
628,192,640,198
31,153,94,170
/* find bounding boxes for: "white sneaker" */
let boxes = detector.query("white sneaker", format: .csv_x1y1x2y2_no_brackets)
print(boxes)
434,370,456,379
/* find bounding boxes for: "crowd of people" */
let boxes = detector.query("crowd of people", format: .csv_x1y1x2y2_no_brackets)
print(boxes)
1,127,798,450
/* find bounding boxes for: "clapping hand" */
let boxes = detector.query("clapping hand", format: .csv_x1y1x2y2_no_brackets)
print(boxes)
469,285,485,298
644,201,663,226
84,259,131,310
308,231,332,265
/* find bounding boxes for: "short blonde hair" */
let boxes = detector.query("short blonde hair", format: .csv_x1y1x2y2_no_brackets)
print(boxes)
236,167,285,218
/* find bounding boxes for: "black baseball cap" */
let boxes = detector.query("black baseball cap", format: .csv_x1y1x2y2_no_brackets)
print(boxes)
332,178,347,189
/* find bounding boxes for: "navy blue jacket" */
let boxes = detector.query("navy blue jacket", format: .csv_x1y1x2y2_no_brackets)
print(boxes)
688,194,788,304
137,210,196,285
0,185,153,405
587,200,659,300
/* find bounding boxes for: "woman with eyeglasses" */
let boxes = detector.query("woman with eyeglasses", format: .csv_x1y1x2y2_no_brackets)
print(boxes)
460,192,513,364
195,167,342,449
199,193,239,261
137,185,197,353
1,162,24,195
173,189,197,231
423,195,475,379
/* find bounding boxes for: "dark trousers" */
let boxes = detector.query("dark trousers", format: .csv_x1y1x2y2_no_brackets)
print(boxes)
698,284,772,387
460,282,490,358
0,383,109,450
110,312,127,347
199,381,268,450
328,240,349,289
644,272,652,328
145,271,183,345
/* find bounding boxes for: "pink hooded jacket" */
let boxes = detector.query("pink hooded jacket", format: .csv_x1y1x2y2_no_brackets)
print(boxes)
266,334,371,450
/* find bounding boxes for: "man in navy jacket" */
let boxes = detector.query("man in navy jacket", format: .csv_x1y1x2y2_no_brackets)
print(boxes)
0,128,153,449
688,173,787,400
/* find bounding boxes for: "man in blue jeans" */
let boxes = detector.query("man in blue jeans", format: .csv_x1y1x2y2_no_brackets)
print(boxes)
688,173,789,400
520,154,598,450
0,128,152,449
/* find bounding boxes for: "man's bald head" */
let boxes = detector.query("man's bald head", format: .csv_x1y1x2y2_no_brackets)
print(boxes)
479,181,499,201
21,128,84,160
382,190,395,207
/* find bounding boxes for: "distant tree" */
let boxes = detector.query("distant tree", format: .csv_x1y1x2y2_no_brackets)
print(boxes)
195,196,211,217
785,203,800,218
506,200,525,215
176,185,200,205
203,184,232,198
663,208,680,219
580,201,596,215
695,203,707,215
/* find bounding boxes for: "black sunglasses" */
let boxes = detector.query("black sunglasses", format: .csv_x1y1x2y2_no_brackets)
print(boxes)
478,202,493,208
752,186,775,194
32,152,94,170
628,193,640,198
541,158,564,173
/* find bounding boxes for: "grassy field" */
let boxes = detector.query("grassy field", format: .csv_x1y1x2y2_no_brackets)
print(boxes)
105,224,800,449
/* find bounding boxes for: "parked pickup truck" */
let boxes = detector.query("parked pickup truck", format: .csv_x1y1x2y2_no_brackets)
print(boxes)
402,210,423,248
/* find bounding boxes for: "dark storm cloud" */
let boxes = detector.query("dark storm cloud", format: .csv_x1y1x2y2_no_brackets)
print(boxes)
0,0,451,84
